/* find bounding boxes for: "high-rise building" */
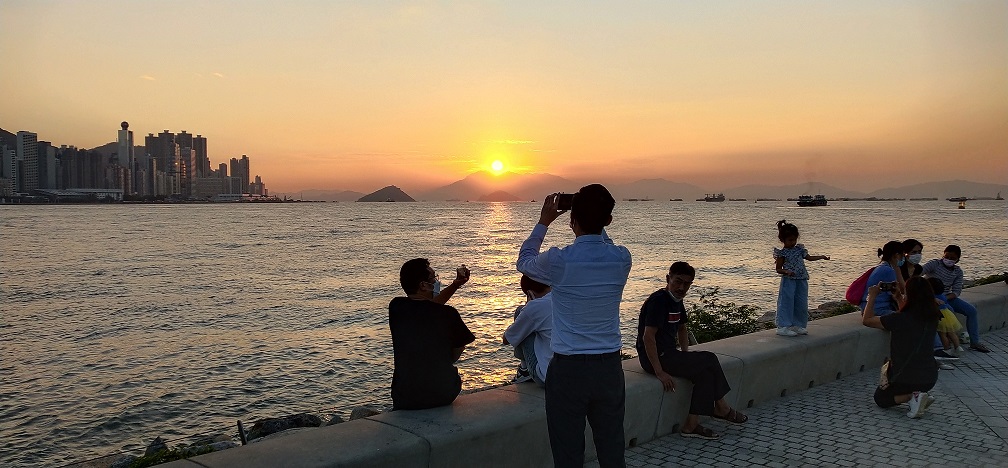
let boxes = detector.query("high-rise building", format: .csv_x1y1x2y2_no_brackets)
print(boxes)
16,131,38,193
194,135,208,177
37,141,57,189
117,122,135,194
218,162,227,178
229,154,250,194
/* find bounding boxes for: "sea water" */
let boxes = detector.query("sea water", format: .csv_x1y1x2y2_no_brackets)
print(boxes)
2,200,1006,466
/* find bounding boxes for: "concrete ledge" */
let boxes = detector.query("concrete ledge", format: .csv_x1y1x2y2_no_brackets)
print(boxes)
182,285,1008,467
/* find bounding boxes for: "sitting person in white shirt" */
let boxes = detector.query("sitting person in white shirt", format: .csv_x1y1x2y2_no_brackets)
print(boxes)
503,275,553,386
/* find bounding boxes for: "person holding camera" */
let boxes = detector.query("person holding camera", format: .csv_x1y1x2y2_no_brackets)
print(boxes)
389,259,475,410
517,184,632,468
860,241,907,317
863,277,941,418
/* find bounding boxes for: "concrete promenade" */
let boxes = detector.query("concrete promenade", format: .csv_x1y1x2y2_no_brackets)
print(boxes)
605,326,1008,468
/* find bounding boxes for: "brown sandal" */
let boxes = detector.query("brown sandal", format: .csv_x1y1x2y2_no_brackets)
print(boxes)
712,408,748,424
680,424,720,439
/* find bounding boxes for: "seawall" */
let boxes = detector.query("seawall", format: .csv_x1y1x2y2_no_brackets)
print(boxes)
164,282,1008,468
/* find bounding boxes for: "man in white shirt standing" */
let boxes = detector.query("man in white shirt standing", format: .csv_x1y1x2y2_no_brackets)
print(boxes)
503,275,553,386
517,184,632,468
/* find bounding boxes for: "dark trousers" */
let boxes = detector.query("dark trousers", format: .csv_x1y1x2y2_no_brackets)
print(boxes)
874,381,935,408
546,352,626,468
640,350,731,416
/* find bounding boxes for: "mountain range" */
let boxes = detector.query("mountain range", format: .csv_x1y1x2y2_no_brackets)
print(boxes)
294,173,1006,202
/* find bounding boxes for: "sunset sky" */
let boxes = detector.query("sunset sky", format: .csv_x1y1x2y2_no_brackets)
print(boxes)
2,1,1006,194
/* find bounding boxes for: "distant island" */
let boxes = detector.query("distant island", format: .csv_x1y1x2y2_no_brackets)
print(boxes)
357,185,415,202
477,190,521,202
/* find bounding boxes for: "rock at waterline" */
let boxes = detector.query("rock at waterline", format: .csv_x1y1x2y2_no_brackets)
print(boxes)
144,436,167,456
246,413,323,440
350,406,382,420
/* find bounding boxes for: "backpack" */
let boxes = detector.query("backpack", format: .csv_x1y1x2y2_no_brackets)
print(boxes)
845,267,876,305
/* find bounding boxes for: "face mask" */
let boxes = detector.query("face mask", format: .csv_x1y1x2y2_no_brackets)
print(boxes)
942,258,957,268
897,258,905,267
908,253,922,265
431,280,442,295
669,292,683,303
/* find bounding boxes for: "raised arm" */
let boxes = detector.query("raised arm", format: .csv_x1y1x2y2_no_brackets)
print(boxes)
517,195,565,281
433,265,470,305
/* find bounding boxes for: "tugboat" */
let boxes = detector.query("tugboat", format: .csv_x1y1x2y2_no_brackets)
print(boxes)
796,194,828,206
703,193,726,202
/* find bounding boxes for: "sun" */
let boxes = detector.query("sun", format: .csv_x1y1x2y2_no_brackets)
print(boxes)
491,160,504,173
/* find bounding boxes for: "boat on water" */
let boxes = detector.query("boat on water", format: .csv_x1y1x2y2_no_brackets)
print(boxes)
947,197,969,202
796,195,828,207
701,193,725,202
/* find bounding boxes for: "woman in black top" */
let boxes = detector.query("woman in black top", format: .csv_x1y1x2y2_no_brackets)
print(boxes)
863,276,942,418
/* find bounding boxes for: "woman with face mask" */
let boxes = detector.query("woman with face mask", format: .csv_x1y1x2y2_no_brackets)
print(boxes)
860,241,907,317
901,239,924,279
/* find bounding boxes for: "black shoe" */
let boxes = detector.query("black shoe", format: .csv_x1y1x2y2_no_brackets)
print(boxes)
970,343,992,353
934,349,960,360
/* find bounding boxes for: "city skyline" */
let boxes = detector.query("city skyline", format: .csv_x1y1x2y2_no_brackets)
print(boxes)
2,1,1006,194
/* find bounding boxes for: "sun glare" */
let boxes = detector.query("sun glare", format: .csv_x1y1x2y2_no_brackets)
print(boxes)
491,160,504,173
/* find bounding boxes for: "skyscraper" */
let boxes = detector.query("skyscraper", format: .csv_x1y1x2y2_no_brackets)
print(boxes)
194,135,208,177
16,131,38,193
117,122,135,194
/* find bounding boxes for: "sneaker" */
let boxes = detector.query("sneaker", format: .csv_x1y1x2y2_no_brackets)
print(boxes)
791,326,808,335
970,343,992,353
513,366,532,383
960,332,970,344
955,345,965,353
938,362,955,370
777,327,798,337
906,391,929,418
934,349,960,360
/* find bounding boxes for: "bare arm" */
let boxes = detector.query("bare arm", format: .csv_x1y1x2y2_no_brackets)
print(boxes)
643,326,676,392
677,325,690,353
862,285,885,330
804,254,830,261
775,257,793,276
433,265,470,305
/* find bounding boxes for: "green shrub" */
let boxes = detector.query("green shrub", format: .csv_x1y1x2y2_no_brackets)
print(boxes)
687,287,762,343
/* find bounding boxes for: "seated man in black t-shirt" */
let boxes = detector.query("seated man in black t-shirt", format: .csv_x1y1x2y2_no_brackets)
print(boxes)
390,258,476,410
636,261,747,440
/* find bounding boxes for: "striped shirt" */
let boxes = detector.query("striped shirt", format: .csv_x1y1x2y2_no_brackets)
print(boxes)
922,259,964,296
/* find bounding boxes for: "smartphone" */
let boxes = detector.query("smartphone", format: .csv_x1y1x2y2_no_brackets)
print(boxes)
879,281,897,292
556,193,574,211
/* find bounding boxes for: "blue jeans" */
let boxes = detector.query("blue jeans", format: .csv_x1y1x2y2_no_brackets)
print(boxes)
518,335,545,386
948,297,981,344
776,277,808,328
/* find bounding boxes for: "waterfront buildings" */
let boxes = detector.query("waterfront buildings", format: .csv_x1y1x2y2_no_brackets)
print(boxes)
0,122,269,202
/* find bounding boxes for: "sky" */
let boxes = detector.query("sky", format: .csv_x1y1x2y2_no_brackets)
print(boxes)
2,1,1006,194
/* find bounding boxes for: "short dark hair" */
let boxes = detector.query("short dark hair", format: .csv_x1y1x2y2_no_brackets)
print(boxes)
520,275,549,294
776,219,799,242
926,277,945,295
400,258,430,294
902,238,923,253
668,261,696,278
944,245,961,257
571,184,615,234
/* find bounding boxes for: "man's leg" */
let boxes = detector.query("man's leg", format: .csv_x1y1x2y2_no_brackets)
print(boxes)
948,297,980,344
586,356,626,468
545,358,589,468
518,335,544,385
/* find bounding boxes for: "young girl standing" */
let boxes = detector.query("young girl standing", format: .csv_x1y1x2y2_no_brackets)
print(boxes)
773,220,830,336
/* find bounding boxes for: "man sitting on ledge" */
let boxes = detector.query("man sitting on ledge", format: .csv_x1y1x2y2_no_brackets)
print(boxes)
389,258,475,410
636,261,748,440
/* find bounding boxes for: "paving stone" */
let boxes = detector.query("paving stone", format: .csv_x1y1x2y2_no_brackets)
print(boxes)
613,327,1008,468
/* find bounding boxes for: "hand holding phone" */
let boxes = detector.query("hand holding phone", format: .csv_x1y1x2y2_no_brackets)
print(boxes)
556,193,574,211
